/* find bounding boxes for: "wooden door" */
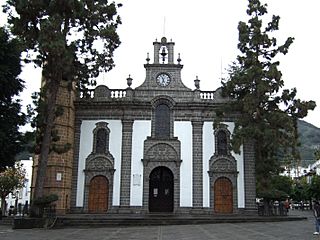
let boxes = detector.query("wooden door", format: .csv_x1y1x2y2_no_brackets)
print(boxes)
88,176,109,213
214,177,233,213
149,167,174,212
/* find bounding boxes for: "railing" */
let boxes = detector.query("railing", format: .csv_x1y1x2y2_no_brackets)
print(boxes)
79,89,95,99
78,88,217,101
200,91,215,100
110,90,126,98
78,89,127,99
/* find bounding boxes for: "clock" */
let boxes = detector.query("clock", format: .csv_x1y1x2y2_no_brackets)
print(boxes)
156,73,171,87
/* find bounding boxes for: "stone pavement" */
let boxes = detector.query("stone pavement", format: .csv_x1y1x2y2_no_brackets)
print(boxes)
0,210,319,240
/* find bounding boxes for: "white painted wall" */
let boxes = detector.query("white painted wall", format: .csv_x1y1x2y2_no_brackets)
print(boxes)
130,120,151,206
174,121,193,207
203,122,214,207
226,122,245,208
76,120,122,207
235,145,244,208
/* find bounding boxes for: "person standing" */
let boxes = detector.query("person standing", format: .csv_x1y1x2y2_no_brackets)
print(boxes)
313,201,320,235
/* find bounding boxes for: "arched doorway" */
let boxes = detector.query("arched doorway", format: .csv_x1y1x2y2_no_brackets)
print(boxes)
214,177,233,213
88,175,109,213
149,166,174,212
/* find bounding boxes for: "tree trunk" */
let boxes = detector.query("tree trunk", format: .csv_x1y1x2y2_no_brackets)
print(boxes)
1,196,5,216
33,77,61,200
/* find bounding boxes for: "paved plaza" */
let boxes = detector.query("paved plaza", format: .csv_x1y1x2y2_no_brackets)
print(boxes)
0,210,319,240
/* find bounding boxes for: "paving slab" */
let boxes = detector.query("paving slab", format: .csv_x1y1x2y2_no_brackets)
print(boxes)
0,210,319,240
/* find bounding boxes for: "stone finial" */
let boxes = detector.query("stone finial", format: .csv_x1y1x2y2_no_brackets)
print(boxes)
177,53,181,64
194,76,200,90
146,53,150,64
127,75,133,88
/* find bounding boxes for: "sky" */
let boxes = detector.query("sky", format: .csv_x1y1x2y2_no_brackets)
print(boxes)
1,0,319,128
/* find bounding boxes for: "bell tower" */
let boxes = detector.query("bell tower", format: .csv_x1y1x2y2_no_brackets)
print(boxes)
137,37,189,90
153,37,176,64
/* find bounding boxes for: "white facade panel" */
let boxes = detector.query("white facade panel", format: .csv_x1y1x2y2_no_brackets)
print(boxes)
203,122,214,207
235,145,244,208
76,120,122,207
174,121,193,207
130,120,151,206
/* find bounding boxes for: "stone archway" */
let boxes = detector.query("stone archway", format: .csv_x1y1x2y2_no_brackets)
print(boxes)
88,175,109,213
149,166,174,212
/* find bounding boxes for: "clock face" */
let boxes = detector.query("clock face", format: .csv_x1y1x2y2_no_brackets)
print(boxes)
156,73,171,87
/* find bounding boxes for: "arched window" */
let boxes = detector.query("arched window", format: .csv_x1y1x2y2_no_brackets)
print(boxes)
155,104,170,138
217,130,228,156
96,128,107,154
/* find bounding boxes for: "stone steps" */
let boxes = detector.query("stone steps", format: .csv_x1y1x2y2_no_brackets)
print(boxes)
53,214,307,228
0,217,14,225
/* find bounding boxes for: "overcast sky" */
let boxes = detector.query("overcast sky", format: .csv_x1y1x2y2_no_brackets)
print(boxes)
1,0,319,128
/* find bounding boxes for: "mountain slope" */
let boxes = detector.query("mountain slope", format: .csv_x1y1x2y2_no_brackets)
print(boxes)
298,120,320,165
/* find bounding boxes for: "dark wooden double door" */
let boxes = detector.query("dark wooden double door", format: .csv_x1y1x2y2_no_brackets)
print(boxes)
149,167,174,212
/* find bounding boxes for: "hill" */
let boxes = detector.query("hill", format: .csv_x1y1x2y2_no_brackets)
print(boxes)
298,120,320,166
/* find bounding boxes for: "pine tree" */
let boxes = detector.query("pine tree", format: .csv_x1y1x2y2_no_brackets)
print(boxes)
4,0,122,199
0,27,26,171
221,0,316,194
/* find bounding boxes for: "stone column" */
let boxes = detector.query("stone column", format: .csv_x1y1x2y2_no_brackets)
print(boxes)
120,119,134,207
192,120,204,208
70,118,82,211
243,140,257,212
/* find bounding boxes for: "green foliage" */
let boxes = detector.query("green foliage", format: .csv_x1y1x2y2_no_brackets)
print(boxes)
32,194,58,207
4,0,122,86
3,0,122,198
309,175,320,200
258,189,288,201
315,149,320,160
0,27,26,170
257,175,292,200
291,178,311,201
221,0,316,193
271,175,293,196
0,163,27,214
0,163,26,198
26,91,71,155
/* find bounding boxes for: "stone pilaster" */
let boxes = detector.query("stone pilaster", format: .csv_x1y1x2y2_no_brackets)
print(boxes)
70,118,82,211
243,140,257,211
120,119,134,206
192,120,204,208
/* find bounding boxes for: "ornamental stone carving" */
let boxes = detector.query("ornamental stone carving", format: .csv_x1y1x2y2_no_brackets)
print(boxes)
146,143,177,162
210,157,236,174
86,156,113,171
85,152,115,173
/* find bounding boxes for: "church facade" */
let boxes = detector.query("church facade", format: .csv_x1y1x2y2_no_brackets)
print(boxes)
32,37,257,215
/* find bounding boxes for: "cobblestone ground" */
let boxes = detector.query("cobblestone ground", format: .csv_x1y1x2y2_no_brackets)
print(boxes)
0,210,319,240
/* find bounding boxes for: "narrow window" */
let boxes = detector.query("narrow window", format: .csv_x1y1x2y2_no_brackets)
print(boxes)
217,130,228,155
96,128,107,153
155,104,170,138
